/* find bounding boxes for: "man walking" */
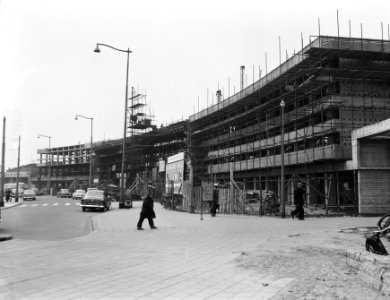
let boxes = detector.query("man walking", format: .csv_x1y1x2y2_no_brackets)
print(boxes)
137,193,157,230
291,182,305,220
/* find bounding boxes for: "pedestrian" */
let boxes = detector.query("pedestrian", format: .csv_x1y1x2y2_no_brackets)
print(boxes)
209,190,218,217
5,189,11,202
291,182,305,220
137,193,157,230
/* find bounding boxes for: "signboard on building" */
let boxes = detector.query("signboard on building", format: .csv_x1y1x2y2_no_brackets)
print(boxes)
165,152,184,195
158,160,165,172
201,181,213,201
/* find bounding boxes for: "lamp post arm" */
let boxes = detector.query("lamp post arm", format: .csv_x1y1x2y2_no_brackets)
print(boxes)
97,43,132,54
76,114,92,120
38,133,51,140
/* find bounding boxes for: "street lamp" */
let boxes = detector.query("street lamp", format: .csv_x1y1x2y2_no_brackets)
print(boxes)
280,99,286,218
75,114,94,187
37,134,52,195
94,43,132,205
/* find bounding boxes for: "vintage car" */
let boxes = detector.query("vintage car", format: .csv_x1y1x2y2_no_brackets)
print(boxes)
72,189,86,200
57,189,72,198
23,189,37,201
80,189,111,212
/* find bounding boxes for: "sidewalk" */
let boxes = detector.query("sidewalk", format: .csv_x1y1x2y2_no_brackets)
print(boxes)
0,201,387,299
0,198,23,241
1,198,24,209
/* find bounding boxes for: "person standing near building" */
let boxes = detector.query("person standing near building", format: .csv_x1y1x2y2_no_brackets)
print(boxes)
137,193,157,230
291,182,305,220
5,189,11,202
209,189,219,217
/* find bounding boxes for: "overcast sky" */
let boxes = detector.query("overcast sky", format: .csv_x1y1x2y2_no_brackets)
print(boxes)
0,0,389,168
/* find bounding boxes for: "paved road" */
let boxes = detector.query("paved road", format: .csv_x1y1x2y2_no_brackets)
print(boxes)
0,196,100,240
0,200,384,299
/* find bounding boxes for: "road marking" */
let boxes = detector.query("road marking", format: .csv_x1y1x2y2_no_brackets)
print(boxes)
18,202,82,207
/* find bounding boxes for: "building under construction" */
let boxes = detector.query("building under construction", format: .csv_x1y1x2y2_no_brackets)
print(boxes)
94,120,188,190
36,35,390,215
189,36,390,214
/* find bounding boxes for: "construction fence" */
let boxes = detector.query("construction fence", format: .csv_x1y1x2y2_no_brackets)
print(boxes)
180,181,279,216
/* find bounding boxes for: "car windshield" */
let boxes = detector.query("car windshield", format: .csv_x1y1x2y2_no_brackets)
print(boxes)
76,190,85,194
24,190,35,195
61,189,69,193
86,190,104,197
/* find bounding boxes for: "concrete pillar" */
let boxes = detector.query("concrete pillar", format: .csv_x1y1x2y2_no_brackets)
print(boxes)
229,162,234,214
288,178,294,205
305,175,310,205
324,174,329,209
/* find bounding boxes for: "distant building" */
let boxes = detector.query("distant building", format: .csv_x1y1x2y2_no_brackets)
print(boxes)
0,163,38,189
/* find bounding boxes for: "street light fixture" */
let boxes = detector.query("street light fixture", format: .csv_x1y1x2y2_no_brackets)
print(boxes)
94,43,132,205
37,134,52,195
75,114,94,187
280,99,286,218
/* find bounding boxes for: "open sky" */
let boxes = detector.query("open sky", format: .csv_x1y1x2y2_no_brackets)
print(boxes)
0,0,389,168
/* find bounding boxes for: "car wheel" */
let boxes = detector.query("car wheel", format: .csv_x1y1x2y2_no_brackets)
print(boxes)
82,207,86,212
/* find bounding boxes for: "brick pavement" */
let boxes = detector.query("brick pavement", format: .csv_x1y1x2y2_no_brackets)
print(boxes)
0,200,382,299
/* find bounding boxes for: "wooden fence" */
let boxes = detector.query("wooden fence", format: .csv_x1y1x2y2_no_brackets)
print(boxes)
181,181,262,215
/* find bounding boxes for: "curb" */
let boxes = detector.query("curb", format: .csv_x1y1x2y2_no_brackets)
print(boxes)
0,234,13,242
1,201,24,210
346,249,390,295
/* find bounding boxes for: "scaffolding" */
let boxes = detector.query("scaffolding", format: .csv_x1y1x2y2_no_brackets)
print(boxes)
189,36,390,214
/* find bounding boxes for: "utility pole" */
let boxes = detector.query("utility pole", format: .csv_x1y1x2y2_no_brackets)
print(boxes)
0,117,5,208
280,100,286,218
15,136,20,202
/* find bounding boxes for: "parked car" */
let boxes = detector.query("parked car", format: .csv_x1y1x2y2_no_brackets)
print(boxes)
57,189,72,198
23,189,37,201
72,189,86,200
80,189,111,212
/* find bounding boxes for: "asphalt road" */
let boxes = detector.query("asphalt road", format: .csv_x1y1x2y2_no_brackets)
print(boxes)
0,195,101,240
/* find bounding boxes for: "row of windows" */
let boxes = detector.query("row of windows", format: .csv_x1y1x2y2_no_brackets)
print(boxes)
208,133,341,165
208,107,340,152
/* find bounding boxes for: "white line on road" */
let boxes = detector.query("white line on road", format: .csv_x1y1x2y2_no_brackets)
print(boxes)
42,204,48,206
31,204,38,207
20,204,28,207
65,203,70,206
75,203,80,206
53,203,59,206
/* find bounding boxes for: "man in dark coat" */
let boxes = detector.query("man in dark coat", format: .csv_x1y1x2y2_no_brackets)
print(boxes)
5,189,11,202
209,190,219,217
291,182,305,220
137,194,157,230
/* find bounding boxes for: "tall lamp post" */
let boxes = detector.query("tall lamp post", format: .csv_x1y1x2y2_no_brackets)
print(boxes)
37,134,52,195
280,99,286,218
94,43,132,205
75,114,94,187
